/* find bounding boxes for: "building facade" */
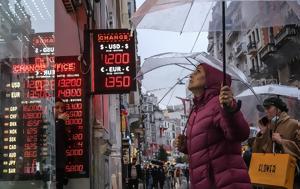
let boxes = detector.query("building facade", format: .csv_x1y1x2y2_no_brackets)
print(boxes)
0,0,139,189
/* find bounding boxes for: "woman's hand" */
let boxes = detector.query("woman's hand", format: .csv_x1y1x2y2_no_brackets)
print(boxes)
272,133,283,144
219,85,234,108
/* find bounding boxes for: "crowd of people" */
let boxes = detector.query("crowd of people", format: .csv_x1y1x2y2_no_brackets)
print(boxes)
126,159,189,189
144,163,189,189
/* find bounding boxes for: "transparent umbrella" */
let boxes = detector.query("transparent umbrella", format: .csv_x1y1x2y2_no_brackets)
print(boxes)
139,52,253,105
132,0,300,85
132,0,300,32
236,84,300,125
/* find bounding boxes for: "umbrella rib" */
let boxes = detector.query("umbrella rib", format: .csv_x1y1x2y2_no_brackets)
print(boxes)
174,63,194,71
157,74,190,105
190,2,214,52
184,57,197,67
232,78,262,105
180,0,195,34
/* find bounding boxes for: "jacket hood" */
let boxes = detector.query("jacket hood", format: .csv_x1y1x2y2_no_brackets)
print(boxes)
193,63,232,105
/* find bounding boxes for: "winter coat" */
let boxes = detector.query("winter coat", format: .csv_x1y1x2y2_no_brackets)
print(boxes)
253,112,300,159
179,63,252,189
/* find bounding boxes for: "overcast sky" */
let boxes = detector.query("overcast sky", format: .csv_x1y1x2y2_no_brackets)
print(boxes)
135,0,208,107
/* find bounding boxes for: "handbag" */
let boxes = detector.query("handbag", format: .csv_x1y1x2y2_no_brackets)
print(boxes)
249,153,297,189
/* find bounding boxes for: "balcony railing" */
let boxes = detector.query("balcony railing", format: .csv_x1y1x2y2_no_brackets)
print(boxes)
227,31,238,43
235,42,247,58
247,42,257,55
274,25,298,47
260,43,276,61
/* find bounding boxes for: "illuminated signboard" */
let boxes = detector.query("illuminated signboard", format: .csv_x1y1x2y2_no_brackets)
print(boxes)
55,56,89,178
0,33,89,180
93,29,136,94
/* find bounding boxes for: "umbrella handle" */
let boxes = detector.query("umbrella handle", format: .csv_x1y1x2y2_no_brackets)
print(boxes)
222,1,227,85
223,100,242,114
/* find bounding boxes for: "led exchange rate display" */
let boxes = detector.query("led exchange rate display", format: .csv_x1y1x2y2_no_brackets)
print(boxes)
0,33,89,180
93,29,137,94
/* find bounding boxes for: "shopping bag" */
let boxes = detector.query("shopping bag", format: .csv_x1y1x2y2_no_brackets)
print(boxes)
249,153,296,189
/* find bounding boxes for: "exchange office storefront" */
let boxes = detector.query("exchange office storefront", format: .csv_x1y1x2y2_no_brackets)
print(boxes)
0,1,89,188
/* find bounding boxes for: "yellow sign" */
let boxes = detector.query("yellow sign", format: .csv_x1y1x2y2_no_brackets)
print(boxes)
249,153,296,189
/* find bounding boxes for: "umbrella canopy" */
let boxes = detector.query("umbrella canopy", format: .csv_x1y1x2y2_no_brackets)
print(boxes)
236,85,300,125
236,84,300,99
132,0,300,32
138,52,249,84
140,52,251,106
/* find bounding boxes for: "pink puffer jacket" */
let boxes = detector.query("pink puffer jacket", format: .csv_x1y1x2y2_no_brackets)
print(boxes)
181,64,252,189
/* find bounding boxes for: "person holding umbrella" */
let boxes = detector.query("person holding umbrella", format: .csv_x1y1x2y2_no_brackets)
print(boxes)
175,63,251,189
252,97,300,188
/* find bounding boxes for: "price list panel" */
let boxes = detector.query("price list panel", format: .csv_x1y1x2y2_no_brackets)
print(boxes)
93,29,136,94
0,33,89,180
1,60,55,180
55,56,89,177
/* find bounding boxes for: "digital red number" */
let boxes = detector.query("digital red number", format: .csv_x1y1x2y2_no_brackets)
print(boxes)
26,128,38,135
26,90,52,98
123,76,130,87
72,133,83,140
104,53,130,65
65,149,83,156
65,164,84,173
57,88,82,98
68,111,83,118
26,120,41,127
105,76,131,88
65,118,83,125
24,150,37,158
58,78,82,88
26,79,54,91
65,103,82,110
23,112,42,120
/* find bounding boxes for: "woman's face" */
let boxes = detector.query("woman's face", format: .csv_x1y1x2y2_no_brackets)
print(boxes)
188,65,206,92
264,105,278,119
54,101,65,118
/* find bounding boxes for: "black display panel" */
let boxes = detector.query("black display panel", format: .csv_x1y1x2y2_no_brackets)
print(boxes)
93,29,137,94
55,56,89,178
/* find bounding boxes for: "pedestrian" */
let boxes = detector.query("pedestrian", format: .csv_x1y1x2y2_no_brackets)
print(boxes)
175,64,252,189
174,167,181,188
165,163,173,189
128,157,142,189
146,165,153,189
152,166,159,189
54,98,69,189
242,137,256,169
158,165,165,189
184,167,189,188
252,97,300,188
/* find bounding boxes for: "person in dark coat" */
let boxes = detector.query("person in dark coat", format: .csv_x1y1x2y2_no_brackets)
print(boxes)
242,137,256,169
54,98,68,189
128,157,142,189
175,64,251,189
151,166,159,189
158,165,166,189
146,165,153,189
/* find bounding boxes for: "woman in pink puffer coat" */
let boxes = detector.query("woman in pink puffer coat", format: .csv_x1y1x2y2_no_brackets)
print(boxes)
176,63,252,189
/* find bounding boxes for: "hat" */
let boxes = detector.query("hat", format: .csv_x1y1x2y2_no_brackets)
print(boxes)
263,97,288,112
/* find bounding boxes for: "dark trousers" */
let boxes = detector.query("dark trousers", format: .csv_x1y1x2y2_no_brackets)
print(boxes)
159,180,164,189
56,168,64,189
129,179,139,189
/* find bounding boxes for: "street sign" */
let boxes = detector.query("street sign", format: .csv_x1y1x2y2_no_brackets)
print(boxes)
93,29,137,94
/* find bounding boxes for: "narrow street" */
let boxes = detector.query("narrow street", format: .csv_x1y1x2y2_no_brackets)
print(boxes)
0,0,300,189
